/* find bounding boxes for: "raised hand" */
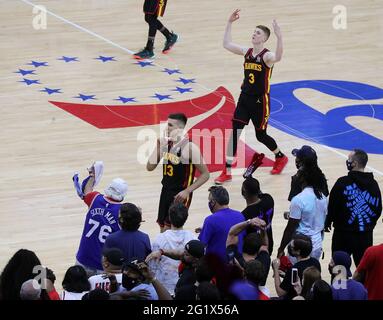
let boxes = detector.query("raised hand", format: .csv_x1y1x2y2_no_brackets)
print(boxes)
229,9,241,23
137,262,155,282
145,250,162,263
249,217,267,229
272,19,281,38
87,163,96,176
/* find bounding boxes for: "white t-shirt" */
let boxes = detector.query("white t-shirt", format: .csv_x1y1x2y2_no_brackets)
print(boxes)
150,229,197,295
88,273,123,293
290,187,328,251
60,290,88,300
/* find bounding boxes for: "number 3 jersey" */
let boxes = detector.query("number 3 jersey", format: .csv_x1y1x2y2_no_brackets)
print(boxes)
76,192,121,270
241,48,272,96
161,138,196,192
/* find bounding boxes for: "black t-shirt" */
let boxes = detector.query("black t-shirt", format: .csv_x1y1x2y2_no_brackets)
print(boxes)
174,284,196,300
174,263,196,294
280,257,321,300
242,193,274,254
255,250,271,286
226,245,270,287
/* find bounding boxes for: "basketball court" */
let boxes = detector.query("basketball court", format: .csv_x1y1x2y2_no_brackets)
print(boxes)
1,0,382,294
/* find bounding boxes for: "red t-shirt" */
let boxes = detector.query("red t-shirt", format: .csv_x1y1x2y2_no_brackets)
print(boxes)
356,244,383,300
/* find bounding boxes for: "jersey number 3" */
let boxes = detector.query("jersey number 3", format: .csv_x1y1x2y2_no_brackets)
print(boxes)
249,73,255,84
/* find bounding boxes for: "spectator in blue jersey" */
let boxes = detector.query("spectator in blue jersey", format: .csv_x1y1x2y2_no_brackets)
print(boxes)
75,163,128,277
198,186,245,263
104,203,151,262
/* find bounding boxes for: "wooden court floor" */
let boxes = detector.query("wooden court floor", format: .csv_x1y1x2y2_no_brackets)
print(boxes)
0,0,382,294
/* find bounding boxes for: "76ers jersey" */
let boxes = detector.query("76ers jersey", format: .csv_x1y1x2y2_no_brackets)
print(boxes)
162,139,196,192
241,48,272,96
76,192,121,270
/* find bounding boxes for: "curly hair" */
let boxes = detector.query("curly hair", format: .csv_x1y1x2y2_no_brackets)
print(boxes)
298,166,327,199
0,249,42,300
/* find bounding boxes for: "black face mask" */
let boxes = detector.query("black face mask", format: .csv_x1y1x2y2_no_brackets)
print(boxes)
122,274,139,290
346,160,354,171
295,159,303,170
208,200,216,213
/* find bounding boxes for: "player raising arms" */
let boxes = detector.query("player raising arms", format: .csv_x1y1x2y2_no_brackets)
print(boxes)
215,9,288,184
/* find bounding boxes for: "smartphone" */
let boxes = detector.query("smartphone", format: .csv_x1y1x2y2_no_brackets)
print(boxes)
291,268,298,284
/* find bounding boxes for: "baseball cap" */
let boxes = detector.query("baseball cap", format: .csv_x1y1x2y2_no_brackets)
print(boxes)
102,248,125,266
291,145,317,161
332,251,352,278
185,240,205,258
104,178,128,201
122,258,146,274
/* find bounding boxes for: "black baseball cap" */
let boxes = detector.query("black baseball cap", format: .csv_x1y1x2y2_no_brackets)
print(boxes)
122,258,146,274
102,248,125,266
185,240,205,258
292,145,317,161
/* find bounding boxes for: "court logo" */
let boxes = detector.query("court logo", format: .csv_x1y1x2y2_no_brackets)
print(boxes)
269,80,383,155
32,5,47,30
332,5,347,30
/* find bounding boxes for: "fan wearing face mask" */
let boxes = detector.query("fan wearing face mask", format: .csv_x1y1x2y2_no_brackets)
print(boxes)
325,149,382,267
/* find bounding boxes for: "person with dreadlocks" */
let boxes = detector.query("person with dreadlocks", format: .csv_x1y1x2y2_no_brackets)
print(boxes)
288,145,328,201
277,160,328,261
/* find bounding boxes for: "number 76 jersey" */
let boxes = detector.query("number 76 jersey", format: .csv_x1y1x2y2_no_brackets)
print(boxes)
76,191,121,270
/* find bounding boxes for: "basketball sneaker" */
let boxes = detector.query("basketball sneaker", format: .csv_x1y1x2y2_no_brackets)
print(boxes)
214,168,232,184
162,32,178,53
134,48,155,60
243,153,265,178
270,155,288,175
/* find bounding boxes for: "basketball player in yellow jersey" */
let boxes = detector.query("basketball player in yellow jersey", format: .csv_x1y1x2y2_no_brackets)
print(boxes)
215,9,288,184
147,113,210,232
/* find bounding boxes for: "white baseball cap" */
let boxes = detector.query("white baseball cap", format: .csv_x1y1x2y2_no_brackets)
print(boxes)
104,178,128,201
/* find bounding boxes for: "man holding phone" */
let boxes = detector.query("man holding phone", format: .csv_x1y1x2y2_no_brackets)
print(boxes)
272,234,321,300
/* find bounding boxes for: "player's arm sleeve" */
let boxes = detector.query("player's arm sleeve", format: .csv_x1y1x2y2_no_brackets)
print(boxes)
83,191,99,207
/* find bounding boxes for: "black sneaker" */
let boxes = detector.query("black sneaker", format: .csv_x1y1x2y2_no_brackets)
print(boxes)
134,48,155,60
162,33,178,53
